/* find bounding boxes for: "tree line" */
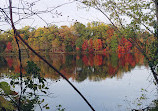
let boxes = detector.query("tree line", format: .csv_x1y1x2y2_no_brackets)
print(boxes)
0,22,155,54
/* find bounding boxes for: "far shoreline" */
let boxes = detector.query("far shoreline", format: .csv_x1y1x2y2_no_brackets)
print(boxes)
0,50,141,56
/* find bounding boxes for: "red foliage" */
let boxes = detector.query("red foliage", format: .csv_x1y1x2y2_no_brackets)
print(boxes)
6,42,12,51
82,55,89,66
118,53,136,67
6,57,13,68
126,53,135,67
118,38,132,53
82,40,88,51
76,47,80,51
118,53,122,58
88,39,94,52
82,54,103,66
89,54,94,66
103,48,106,52
82,39,103,52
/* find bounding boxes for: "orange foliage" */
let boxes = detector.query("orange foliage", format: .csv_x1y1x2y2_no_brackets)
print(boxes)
93,39,102,51
118,38,132,53
89,54,94,66
106,28,114,38
5,57,13,68
14,64,25,74
94,55,103,66
76,55,80,60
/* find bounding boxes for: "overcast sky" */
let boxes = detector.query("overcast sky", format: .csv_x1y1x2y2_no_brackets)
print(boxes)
0,0,110,30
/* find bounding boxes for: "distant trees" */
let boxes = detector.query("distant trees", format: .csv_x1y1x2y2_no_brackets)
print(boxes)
0,22,155,54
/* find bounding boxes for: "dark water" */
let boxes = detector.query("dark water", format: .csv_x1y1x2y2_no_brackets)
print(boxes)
0,53,157,111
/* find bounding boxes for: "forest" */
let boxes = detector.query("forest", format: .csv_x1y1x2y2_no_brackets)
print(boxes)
0,22,155,54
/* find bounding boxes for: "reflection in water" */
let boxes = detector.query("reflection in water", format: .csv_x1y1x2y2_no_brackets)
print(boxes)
1,52,146,81
0,53,157,111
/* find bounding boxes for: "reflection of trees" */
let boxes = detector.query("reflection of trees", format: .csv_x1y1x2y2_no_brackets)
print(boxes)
75,53,146,82
2,53,147,82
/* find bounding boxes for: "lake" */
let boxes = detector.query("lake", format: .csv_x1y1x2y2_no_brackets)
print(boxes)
0,52,157,111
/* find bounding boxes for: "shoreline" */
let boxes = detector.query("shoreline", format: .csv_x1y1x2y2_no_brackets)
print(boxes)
0,50,141,56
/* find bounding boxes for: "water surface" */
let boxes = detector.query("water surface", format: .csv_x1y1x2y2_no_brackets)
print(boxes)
0,53,157,111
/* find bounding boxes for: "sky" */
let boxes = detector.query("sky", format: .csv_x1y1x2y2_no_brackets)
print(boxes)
0,0,110,30
0,0,154,32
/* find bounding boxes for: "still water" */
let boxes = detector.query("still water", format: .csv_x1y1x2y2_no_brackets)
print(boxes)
0,53,157,111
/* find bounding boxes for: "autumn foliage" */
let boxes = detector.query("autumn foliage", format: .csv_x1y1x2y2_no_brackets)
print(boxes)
2,50,146,82
0,22,154,54
118,38,132,53
6,42,12,51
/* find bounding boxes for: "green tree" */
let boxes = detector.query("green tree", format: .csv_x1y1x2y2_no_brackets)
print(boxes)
76,38,83,49
110,33,118,52
73,22,86,37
